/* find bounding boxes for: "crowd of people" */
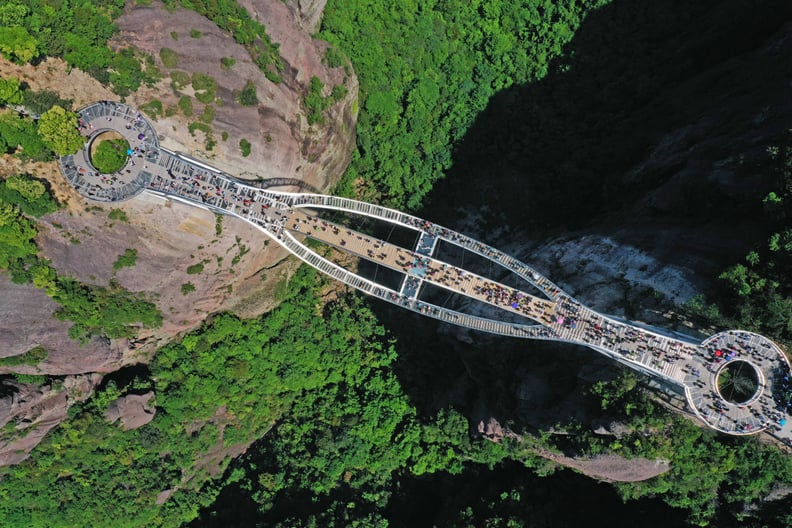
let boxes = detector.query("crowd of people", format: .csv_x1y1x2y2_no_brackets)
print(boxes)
277,205,783,439
58,103,792,440
60,101,159,202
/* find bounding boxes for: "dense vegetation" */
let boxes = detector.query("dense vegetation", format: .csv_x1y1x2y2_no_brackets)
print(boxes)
0,0,158,95
707,142,792,340
92,137,129,174
580,373,792,526
320,0,608,209
2,1,792,527
0,267,504,527
1,77,86,160
0,174,160,342
301,75,346,126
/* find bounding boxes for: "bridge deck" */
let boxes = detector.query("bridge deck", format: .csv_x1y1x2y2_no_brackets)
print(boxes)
59,101,792,441
284,210,556,324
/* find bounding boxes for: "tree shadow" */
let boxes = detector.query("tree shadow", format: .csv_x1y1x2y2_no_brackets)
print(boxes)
384,460,688,528
424,0,792,241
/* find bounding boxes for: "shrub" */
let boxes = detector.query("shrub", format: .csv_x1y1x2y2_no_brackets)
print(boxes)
181,282,196,295
189,29,203,38
215,214,223,235
264,70,282,84
323,46,345,68
178,96,193,116
91,138,129,174
186,262,204,275
191,72,217,104
11,373,47,385
188,121,212,137
108,209,129,223
159,47,178,69
199,105,214,124
170,70,191,90
239,138,251,157
139,99,163,118
0,346,48,367
303,76,327,125
112,249,138,271
330,84,347,102
236,80,258,106
221,57,236,69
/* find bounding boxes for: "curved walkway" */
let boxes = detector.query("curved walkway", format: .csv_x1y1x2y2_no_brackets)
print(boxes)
61,102,792,441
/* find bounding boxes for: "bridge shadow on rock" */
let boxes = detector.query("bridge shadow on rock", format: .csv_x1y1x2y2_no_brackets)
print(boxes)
380,0,792,425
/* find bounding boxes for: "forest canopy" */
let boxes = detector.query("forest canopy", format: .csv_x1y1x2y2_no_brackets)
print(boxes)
0,0,156,95
321,0,608,209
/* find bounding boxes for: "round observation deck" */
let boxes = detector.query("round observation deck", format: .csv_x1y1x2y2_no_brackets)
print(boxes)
59,101,160,202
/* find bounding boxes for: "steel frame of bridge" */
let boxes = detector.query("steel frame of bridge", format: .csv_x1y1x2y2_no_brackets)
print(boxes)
59,102,792,442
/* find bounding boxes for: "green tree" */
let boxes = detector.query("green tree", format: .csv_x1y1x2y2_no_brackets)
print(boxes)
92,138,129,173
5,174,45,202
0,26,37,64
22,89,73,115
0,3,29,27
0,174,57,217
0,76,23,106
37,105,84,156
0,112,50,160
0,201,38,268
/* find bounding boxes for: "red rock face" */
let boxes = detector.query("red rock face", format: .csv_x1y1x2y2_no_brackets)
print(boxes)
105,392,156,430
0,374,102,466
0,0,358,466
0,275,120,375
117,0,358,194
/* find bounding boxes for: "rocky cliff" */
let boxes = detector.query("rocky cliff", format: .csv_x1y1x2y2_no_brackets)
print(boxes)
425,16,792,483
0,0,357,465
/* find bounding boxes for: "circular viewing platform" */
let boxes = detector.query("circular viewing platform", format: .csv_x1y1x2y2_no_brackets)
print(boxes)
58,101,160,202
685,331,791,435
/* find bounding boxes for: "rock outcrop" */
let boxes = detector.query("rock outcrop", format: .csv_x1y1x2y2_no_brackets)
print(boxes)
105,392,156,430
0,374,102,466
0,275,119,375
118,0,357,194
540,450,670,483
283,0,327,33
474,413,669,482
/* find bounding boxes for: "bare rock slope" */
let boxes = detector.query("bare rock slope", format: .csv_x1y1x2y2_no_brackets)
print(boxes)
105,392,156,431
119,0,357,193
0,0,357,466
0,374,102,466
